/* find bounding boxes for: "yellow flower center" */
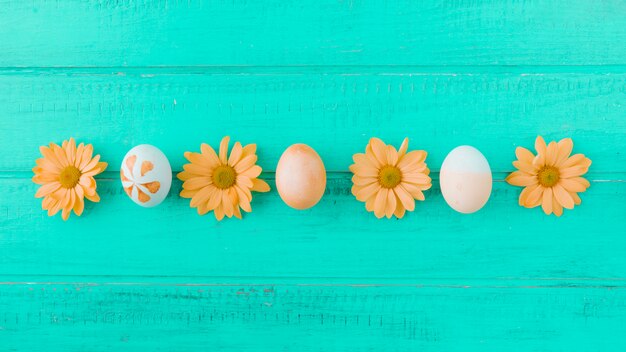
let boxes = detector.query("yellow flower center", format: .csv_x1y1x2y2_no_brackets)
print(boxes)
212,165,237,189
537,166,560,187
59,166,81,188
378,165,402,189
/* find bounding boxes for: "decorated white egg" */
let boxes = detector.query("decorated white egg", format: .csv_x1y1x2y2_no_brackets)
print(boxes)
439,146,492,214
120,144,172,207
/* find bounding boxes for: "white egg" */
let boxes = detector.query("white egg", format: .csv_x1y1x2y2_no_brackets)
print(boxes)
439,146,492,214
120,144,172,207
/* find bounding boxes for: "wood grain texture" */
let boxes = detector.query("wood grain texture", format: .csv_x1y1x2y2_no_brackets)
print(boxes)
1,70,625,172
1,0,626,350
1,1,626,66
1,176,625,279
2,283,626,351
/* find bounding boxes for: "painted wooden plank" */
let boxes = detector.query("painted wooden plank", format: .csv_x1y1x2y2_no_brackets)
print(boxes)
1,70,625,172
2,1,626,349
1,283,625,351
1,176,624,279
1,1,626,66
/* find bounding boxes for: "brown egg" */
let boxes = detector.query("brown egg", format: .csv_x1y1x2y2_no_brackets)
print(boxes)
275,144,326,210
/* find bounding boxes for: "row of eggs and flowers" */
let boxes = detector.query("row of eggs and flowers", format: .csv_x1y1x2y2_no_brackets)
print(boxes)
32,136,592,221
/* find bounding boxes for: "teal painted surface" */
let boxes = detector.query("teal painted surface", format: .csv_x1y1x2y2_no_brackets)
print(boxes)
1,1,626,350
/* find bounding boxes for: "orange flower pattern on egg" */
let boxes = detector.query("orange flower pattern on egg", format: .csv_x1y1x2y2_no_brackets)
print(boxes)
120,155,161,203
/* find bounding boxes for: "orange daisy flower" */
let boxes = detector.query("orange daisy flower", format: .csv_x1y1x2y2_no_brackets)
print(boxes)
32,138,108,220
506,136,591,216
350,137,431,219
178,136,270,220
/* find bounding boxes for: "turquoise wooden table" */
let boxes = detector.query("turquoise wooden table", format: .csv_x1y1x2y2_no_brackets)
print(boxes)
1,1,626,350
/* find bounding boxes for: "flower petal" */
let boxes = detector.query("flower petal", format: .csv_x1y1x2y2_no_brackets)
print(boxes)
35,156,62,174
355,182,380,202
402,182,425,200
398,138,409,158
251,178,270,193
35,182,61,198
518,184,537,207
385,189,396,218
61,207,71,221
228,142,243,166
369,138,388,166
85,191,100,203
349,164,378,177
561,154,591,168
365,195,376,212
183,163,211,176
352,153,375,169
545,141,558,166
65,138,76,165
241,144,257,159
570,191,582,205
221,190,234,217
233,203,243,219
82,162,107,177
506,171,537,187
180,189,198,198
394,202,406,219
200,143,221,166
365,143,382,168
352,175,377,186
32,170,58,184
235,184,252,202
234,155,258,173
241,165,262,179
52,143,70,167
61,188,72,209
560,165,590,179
515,147,535,164
386,146,398,167
197,199,210,215
395,185,415,211
236,175,253,189
373,188,388,219
553,184,575,209
190,185,216,208
74,182,84,198
560,177,590,193
541,187,553,215
234,185,252,212
532,153,546,168
397,150,427,170
80,154,101,174
219,136,230,164
401,172,431,186
230,188,243,219
214,204,225,221
207,190,223,211
512,160,538,174
79,144,94,170
40,145,63,169
47,197,62,216
79,174,96,195
74,143,84,168
177,171,195,181
182,177,212,191
73,196,84,216
184,152,212,168
522,184,544,208
555,138,573,166
535,136,547,155
552,195,563,217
